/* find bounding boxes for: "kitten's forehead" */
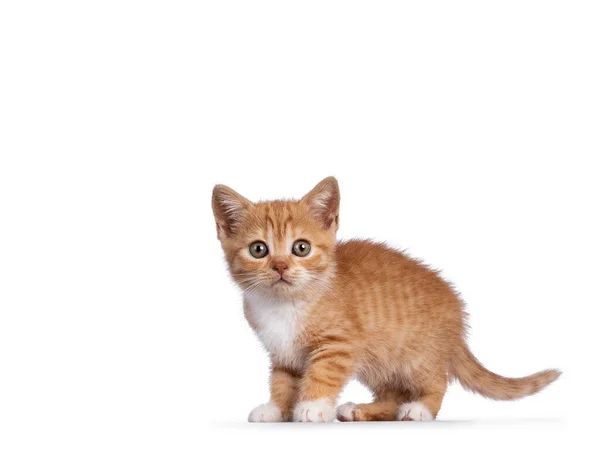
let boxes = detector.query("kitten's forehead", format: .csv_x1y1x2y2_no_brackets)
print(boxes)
251,200,310,238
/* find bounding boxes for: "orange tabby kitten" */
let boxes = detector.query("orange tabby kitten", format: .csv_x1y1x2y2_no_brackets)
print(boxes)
212,177,560,422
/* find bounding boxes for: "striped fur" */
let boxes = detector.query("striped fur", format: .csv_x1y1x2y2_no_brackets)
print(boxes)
212,177,561,422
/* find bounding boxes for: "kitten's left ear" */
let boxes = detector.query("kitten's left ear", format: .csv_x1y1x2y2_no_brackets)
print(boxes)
301,176,340,231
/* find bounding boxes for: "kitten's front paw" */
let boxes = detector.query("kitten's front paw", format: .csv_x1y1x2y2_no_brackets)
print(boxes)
248,403,284,422
293,399,336,422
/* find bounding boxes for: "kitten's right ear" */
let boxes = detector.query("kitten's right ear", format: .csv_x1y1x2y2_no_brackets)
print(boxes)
212,184,252,240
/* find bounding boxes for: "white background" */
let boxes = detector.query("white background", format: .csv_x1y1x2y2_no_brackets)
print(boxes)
1,1,598,449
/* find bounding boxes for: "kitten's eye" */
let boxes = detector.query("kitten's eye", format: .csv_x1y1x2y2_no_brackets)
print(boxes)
249,241,269,258
292,240,311,257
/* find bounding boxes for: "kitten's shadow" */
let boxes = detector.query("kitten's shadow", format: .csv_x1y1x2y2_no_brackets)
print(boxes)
215,417,564,430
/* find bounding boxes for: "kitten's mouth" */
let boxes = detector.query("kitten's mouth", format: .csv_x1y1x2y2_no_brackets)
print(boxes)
273,276,292,286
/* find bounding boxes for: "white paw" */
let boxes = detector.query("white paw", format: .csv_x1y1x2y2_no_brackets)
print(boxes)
336,402,356,422
248,403,283,423
397,401,433,421
293,398,336,422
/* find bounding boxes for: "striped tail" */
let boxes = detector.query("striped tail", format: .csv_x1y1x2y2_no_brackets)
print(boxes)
451,342,561,400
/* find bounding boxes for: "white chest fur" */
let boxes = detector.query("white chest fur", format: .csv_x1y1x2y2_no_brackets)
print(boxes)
244,294,307,371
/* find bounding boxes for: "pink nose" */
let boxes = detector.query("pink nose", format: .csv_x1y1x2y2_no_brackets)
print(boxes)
272,261,289,276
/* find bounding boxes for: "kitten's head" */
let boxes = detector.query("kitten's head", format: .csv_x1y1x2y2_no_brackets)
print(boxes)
212,177,340,299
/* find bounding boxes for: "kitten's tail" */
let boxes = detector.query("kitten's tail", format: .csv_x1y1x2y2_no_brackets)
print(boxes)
450,342,561,400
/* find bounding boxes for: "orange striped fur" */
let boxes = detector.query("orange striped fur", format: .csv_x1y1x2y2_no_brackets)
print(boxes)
212,177,560,422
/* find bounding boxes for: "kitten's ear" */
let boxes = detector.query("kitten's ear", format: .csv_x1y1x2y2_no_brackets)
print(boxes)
301,176,340,231
212,184,252,239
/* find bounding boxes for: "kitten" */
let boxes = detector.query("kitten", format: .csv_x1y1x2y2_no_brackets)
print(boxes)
212,177,560,422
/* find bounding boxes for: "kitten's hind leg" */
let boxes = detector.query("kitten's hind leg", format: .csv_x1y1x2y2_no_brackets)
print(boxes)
337,390,409,422
337,400,399,421
397,372,447,421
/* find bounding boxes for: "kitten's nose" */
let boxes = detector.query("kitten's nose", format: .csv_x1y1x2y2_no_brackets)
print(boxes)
271,259,289,276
